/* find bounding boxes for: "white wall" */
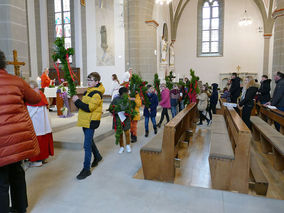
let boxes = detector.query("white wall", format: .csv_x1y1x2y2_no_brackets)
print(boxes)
175,0,265,86
86,0,125,95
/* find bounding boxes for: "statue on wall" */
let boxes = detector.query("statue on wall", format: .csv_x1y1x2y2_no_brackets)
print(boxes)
161,36,168,64
100,25,108,52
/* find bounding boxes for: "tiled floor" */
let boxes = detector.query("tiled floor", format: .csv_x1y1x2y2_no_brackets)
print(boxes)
25,113,284,213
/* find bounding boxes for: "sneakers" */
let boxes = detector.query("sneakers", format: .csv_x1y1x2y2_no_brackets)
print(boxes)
126,145,132,153
91,156,103,168
30,161,43,167
145,131,149,137
154,128,158,134
197,122,203,126
118,147,124,154
76,168,91,180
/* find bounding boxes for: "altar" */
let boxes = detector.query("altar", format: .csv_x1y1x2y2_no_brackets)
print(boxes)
44,87,87,114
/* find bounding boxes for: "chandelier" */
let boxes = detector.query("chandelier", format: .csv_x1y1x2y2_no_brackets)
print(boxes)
239,10,253,26
155,0,172,5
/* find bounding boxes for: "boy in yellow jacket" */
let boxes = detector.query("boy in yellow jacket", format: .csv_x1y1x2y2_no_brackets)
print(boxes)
72,72,105,180
130,92,141,143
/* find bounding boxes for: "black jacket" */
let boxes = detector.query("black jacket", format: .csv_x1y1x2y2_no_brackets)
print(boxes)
271,78,284,108
239,86,258,108
259,79,271,103
210,83,219,106
230,77,241,99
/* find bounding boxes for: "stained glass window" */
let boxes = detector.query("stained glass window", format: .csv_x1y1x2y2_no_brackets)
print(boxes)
200,0,222,55
54,0,72,62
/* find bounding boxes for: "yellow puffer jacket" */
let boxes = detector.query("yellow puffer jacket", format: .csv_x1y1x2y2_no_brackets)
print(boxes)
133,93,142,121
75,83,105,129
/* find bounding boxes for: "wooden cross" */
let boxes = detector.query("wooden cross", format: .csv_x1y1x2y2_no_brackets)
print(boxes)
7,50,25,76
236,65,241,73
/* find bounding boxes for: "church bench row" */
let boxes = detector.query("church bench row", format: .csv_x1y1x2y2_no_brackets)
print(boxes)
209,99,251,194
140,103,197,182
251,116,284,171
256,104,284,134
249,148,269,196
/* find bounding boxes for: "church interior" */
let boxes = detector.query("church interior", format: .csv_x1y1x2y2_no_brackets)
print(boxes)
1,0,284,212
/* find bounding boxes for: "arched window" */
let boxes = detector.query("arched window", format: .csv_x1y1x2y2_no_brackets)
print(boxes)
54,0,72,62
197,0,224,56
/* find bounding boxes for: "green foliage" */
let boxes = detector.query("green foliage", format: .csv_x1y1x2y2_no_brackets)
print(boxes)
129,74,150,108
154,73,161,101
108,94,133,145
165,71,175,90
52,37,76,96
184,69,200,105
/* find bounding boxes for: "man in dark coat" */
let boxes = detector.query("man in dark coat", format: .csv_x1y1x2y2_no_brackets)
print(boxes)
229,73,241,103
259,75,271,104
266,72,284,131
208,83,219,121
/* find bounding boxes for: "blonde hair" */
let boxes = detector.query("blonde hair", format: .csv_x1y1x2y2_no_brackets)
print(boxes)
245,76,257,89
29,80,38,89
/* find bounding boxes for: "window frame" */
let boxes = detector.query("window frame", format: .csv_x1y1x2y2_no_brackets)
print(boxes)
197,0,224,57
54,0,72,62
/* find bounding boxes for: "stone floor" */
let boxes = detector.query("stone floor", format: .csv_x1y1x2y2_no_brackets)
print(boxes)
24,112,284,213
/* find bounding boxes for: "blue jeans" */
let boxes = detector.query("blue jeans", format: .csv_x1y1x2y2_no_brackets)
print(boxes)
179,100,185,112
83,128,101,170
275,107,284,131
145,116,156,132
171,106,177,118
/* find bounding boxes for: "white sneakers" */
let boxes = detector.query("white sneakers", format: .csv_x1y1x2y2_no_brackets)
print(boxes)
30,161,43,167
118,145,132,154
126,145,132,153
118,147,124,154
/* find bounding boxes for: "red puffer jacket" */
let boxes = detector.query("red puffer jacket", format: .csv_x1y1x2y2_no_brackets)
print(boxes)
0,69,41,167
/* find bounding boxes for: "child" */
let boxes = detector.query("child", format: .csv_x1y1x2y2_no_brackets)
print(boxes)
208,83,218,121
157,83,170,128
26,81,54,167
221,87,231,102
130,91,142,143
170,84,180,118
197,85,210,126
72,72,104,180
110,87,132,153
144,85,159,137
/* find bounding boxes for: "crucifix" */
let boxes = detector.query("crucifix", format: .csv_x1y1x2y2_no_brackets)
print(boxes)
7,50,25,76
236,65,241,73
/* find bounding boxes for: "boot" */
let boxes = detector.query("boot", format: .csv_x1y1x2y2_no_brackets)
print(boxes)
91,156,103,168
131,135,137,143
154,127,158,135
157,123,161,128
77,168,91,180
131,134,135,142
145,131,149,137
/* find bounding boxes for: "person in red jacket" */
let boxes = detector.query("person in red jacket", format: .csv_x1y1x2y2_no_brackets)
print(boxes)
0,50,41,213
41,68,53,88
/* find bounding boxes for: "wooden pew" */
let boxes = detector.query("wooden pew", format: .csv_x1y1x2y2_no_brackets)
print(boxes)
257,104,284,134
251,116,284,171
249,149,269,195
140,103,197,182
209,100,251,193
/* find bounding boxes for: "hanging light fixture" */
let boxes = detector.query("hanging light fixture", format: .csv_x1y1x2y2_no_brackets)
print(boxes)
239,10,253,26
155,0,172,5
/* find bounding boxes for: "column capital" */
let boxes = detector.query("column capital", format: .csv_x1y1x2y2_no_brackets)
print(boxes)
263,33,272,39
272,8,284,19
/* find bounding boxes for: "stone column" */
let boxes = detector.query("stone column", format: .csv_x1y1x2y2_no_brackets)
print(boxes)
0,0,30,78
272,0,284,87
124,0,157,82
263,34,272,76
